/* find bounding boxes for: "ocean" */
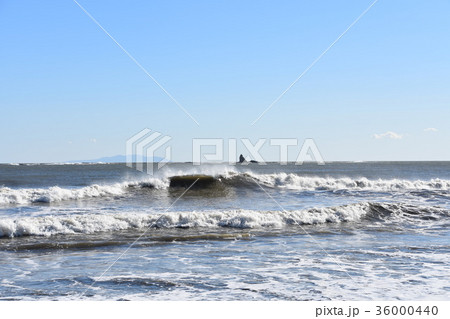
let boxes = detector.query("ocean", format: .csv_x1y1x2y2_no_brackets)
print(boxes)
0,162,449,300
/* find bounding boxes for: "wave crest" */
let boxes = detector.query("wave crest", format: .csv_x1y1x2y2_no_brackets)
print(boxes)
243,172,450,192
0,202,447,238
0,184,126,205
1,172,449,205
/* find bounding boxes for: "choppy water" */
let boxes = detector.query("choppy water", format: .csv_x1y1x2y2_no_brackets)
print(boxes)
0,162,449,300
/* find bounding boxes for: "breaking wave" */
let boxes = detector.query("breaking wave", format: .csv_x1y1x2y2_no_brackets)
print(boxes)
1,172,449,205
243,172,450,192
0,178,168,205
0,202,448,238
0,184,127,205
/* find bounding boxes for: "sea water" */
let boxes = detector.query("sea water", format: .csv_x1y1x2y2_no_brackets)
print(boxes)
0,162,449,300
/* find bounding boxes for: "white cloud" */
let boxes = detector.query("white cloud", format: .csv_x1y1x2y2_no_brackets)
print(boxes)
424,127,438,132
373,131,403,140
90,138,97,143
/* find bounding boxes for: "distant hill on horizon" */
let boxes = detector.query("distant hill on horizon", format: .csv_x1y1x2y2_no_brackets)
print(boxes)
68,155,164,163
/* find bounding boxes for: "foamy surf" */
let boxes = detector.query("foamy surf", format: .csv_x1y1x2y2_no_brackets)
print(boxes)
2,173,449,205
0,184,126,205
0,178,170,205
242,172,450,192
0,202,447,238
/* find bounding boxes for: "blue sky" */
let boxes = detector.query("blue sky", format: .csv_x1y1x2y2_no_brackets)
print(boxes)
1,0,449,162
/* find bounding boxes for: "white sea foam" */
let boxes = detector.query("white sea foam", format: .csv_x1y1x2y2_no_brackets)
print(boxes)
1,170,448,206
0,203,373,237
5,202,444,239
245,172,450,192
158,164,238,180
0,184,126,205
0,175,174,205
